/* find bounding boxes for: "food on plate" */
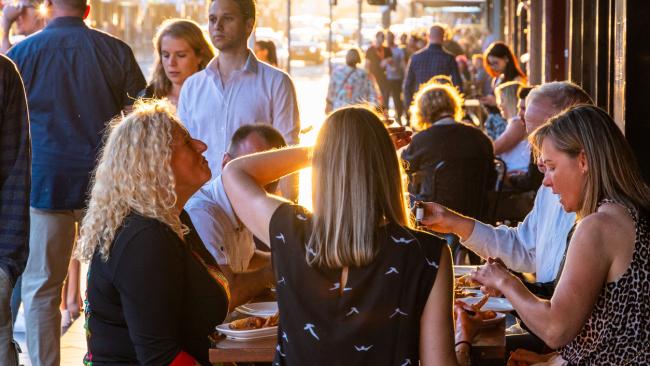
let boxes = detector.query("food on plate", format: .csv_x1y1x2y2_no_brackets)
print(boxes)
229,312,279,330
480,310,497,320
229,316,266,330
454,286,478,298
456,274,481,288
264,312,279,327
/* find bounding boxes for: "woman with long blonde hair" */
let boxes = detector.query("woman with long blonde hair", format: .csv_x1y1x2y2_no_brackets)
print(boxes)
222,106,480,365
139,19,214,105
472,105,650,365
75,100,228,365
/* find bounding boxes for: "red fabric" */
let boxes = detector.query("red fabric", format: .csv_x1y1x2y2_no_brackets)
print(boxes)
170,351,196,366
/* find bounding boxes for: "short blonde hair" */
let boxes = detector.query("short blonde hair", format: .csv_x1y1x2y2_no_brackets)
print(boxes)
75,100,189,262
308,106,410,268
530,105,650,219
410,80,464,130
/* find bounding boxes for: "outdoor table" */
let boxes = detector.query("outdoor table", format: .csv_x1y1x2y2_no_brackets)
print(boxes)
209,319,506,363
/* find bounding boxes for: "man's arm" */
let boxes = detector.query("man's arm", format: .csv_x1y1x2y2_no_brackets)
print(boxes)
218,252,275,310
420,196,538,273
0,56,30,286
272,75,301,202
449,56,462,92
186,206,274,309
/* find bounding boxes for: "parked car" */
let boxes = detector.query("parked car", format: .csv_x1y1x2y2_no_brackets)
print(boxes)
289,28,324,64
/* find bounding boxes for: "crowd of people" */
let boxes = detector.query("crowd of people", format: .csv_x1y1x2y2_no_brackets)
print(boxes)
1,0,649,365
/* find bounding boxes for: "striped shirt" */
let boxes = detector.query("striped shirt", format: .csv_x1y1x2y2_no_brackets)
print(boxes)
0,55,30,286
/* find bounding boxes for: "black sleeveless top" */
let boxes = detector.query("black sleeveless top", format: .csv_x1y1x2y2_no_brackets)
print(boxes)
269,203,446,365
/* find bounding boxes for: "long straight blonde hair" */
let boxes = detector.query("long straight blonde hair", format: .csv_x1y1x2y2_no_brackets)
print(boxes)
308,106,411,268
531,105,650,219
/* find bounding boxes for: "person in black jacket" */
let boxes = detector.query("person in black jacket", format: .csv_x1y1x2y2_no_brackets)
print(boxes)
402,81,495,223
74,100,229,365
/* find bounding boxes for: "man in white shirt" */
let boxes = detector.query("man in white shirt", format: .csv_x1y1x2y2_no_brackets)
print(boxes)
420,81,593,287
186,124,285,307
178,0,300,199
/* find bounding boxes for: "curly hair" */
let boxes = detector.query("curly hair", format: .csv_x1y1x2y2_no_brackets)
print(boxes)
410,80,464,130
75,100,189,262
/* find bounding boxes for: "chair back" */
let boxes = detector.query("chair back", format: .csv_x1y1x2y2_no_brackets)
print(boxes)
408,157,496,223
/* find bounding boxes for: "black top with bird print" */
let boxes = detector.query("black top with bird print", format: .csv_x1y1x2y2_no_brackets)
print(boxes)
269,203,446,366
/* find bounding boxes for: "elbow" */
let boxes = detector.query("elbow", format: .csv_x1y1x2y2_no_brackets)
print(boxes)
540,325,573,350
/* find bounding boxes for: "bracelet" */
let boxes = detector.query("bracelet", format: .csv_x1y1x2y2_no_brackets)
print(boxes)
455,340,472,349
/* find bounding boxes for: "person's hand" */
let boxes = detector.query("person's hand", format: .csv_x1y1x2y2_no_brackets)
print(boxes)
479,94,496,107
507,349,557,366
387,126,412,150
471,257,513,295
2,4,23,30
454,300,482,343
416,201,456,233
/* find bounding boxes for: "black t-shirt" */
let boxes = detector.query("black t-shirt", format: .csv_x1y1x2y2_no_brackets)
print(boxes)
269,203,445,365
365,45,392,83
84,211,229,365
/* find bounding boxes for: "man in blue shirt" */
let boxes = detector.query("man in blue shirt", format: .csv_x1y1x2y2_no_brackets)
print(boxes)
403,24,461,113
7,1,145,364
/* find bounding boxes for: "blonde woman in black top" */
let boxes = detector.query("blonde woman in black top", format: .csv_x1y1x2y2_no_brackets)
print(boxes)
223,106,481,365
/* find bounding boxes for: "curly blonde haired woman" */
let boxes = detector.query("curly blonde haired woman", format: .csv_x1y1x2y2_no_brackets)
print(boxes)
75,100,228,365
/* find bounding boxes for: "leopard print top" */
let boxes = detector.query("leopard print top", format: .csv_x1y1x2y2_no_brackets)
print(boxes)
559,201,650,365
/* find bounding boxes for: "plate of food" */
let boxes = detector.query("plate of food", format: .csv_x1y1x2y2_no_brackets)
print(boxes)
235,301,278,317
453,265,476,277
459,296,514,313
216,313,279,340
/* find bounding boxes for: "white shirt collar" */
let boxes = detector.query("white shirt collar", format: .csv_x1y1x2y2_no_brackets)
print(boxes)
206,49,259,79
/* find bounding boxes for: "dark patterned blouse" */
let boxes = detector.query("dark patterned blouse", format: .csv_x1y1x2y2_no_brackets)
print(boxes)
269,203,446,365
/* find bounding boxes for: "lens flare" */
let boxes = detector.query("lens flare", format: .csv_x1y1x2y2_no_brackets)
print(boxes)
37,3,47,16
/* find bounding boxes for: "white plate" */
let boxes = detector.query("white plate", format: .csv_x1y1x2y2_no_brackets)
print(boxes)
482,312,506,326
235,302,278,317
454,265,477,277
216,323,277,340
459,297,514,312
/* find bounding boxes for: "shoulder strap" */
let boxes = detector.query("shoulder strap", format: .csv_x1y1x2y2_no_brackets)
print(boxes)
338,68,357,92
